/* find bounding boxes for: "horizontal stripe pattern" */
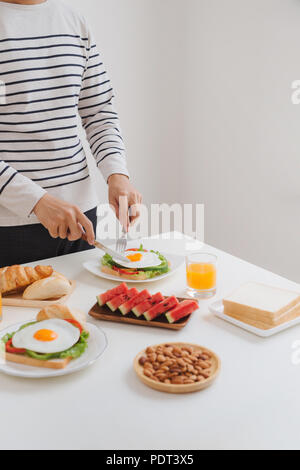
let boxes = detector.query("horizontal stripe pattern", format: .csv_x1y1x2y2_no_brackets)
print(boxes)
0,3,127,221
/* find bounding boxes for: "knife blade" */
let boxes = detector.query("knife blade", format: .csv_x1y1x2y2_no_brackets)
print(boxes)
94,240,130,263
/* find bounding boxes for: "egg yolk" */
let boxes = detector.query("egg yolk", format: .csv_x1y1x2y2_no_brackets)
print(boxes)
126,253,143,262
34,329,58,342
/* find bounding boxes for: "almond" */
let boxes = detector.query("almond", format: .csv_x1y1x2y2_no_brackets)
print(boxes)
199,361,210,369
171,376,184,384
157,354,166,363
184,379,195,384
144,369,153,378
146,347,154,354
148,353,157,363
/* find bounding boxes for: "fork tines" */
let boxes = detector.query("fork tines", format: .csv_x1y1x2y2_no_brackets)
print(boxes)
116,228,127,253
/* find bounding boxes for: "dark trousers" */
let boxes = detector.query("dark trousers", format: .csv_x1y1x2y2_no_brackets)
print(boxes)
0,207,97,267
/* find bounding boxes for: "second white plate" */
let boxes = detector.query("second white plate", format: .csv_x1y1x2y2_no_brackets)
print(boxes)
83,252,185,284
0,322,107,379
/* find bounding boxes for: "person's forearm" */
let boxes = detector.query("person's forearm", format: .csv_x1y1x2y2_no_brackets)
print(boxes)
33,193,95,244
0,160,46,218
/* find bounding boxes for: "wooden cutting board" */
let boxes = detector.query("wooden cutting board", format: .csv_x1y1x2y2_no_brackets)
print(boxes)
88,296,196,330
2,280,76,308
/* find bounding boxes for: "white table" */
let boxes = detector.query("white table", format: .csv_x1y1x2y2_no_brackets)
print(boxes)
1,233,300,450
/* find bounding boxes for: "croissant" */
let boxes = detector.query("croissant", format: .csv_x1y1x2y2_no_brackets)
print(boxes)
0,265,53,295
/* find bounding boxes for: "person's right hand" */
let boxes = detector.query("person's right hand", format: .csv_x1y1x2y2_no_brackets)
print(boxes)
33,194,95,245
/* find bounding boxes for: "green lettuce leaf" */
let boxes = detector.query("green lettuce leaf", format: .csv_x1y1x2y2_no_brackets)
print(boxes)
101,248,170,277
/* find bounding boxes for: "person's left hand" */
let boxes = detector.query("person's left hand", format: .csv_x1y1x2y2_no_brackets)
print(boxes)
108,174,142,231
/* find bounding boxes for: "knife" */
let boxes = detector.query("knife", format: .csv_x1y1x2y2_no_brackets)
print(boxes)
94,240,130,263
80,228,130,263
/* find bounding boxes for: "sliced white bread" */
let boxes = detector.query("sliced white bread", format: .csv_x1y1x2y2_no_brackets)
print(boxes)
5,352,71,370
223,282,300,329
36,304,87,329
101,265,148,280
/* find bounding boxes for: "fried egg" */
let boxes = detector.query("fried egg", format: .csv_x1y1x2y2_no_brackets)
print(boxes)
113,250,162,269
12,319,80,354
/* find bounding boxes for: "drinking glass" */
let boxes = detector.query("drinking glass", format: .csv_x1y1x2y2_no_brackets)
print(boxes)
186,252,217,299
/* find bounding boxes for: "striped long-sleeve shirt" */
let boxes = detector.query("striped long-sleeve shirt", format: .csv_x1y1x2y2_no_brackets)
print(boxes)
0,0,129,226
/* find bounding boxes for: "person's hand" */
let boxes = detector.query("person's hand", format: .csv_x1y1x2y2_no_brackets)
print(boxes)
33,193,95,245
108,174,142,231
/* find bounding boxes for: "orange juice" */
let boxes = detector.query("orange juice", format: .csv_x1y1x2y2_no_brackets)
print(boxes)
186,263,217,290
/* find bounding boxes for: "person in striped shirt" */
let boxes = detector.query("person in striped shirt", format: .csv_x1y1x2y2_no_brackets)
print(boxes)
0,0,141,266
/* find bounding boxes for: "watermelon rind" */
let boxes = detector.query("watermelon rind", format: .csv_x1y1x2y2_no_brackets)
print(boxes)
144,311,154,322
97,295,105,307
106,300,117,312
166,312,175,324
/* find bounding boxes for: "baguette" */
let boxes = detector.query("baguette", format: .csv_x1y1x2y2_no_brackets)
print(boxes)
0,265,53,295
22,273,71,300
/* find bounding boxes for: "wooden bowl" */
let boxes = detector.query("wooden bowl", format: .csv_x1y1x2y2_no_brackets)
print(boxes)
134,342,221,394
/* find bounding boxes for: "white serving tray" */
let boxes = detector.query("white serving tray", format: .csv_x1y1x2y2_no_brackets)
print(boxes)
209,300,300,337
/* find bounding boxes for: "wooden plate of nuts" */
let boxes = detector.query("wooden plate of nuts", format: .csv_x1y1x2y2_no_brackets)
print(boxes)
134,342,221,394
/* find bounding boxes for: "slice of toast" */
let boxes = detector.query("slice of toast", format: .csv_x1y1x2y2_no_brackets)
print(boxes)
5,352,71,370
37,304,86,329
101,265,148,280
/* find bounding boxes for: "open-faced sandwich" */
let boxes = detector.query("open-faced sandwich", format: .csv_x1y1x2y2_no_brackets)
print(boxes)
1,305,88,370
100,245,170,280
0,265,72,300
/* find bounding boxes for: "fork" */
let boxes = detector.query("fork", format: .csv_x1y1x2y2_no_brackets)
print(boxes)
116,226,128,253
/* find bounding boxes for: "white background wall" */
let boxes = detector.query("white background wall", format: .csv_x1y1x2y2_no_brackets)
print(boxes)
68,0,185,206
68,0,300,283
183,0,300,282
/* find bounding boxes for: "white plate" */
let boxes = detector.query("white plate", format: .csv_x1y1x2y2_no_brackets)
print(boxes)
209,300,300,337
0,322,107,379
83,252,185,284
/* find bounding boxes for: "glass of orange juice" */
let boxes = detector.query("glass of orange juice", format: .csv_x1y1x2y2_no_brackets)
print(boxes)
186,252,217,299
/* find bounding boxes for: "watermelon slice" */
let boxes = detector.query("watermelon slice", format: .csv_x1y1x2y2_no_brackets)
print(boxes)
97,283,128,307
119,289,152,316
106,288,139,312
144,296,179,321
132,292,164,317
166,300,199,324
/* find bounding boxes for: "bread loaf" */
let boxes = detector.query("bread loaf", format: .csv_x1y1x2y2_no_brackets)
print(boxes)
22,273,71,300
0,265,53,295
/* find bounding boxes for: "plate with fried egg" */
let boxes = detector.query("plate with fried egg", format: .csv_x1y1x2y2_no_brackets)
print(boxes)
83,244,185,283
0,305,107,378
